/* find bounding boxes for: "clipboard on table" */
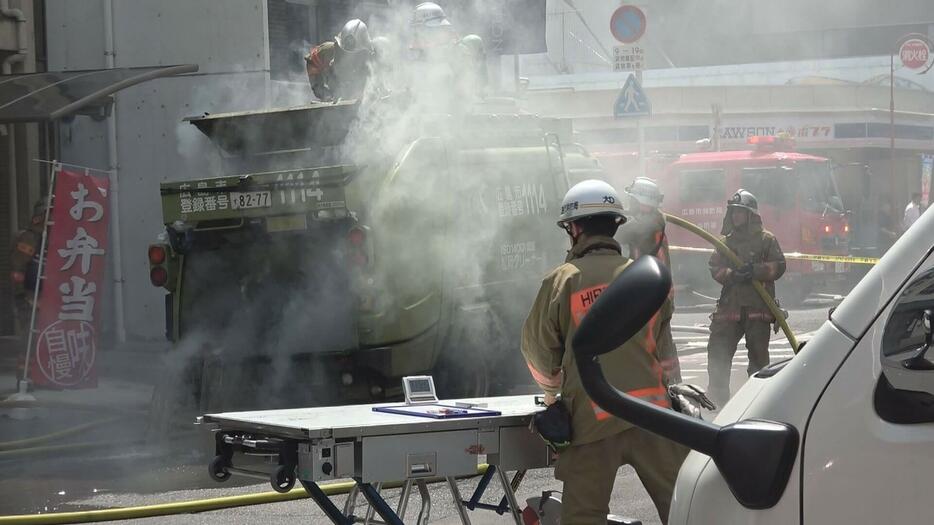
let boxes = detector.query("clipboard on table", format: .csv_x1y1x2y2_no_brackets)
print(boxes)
372,404,502,419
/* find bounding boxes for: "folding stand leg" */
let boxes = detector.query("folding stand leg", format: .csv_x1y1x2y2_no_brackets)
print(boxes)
301,480,354,525
447,477,472,525
364,482,383,525
397,479,414,519
495,468,524,525
358,481,405,525
415,479,432,525
464,465,496,511
343,484,360,518
496,470,527,514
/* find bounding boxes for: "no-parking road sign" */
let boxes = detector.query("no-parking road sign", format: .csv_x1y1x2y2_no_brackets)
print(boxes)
610,5,646,44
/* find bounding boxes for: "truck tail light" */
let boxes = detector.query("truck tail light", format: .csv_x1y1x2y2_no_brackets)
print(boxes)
843,223,850,234
148,245,167,265
347,227,369,267
150,266,168,287
823,225,832,234
148,243,172,288
348,227,366,247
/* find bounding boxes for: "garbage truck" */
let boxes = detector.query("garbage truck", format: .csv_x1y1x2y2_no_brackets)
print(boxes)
147,98,604,414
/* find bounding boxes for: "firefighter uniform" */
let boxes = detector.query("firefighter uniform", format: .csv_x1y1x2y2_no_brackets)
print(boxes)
706,190,785,405
617,205,682,384
10,205,45,338
523,179,687,525
305,20,374,102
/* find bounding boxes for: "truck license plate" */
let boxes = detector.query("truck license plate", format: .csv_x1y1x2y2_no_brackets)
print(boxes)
230,191,271,210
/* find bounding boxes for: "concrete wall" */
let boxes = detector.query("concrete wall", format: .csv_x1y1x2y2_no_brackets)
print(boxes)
1,0,42,336
46,0,270,343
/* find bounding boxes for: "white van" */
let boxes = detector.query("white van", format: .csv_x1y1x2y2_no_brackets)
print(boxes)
574,207,934,524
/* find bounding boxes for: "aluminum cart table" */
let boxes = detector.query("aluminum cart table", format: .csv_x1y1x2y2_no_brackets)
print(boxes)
199,395,552,524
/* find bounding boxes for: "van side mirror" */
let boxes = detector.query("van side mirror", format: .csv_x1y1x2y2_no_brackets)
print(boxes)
573,256,799,510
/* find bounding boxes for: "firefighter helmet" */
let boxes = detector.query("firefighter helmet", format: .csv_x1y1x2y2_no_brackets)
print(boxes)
625,177,663,208
458,34,485,58
335,19,372,53
557,180,627,227
727,189,759,213
412,2,451,27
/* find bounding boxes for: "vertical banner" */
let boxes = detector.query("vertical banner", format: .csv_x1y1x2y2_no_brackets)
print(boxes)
30,169,110,388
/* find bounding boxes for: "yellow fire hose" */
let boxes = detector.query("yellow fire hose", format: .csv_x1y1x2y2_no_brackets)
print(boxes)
664,214,800,353
0,464,492,524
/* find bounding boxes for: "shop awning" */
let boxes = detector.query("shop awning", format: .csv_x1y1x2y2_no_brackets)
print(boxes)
0,64,198,123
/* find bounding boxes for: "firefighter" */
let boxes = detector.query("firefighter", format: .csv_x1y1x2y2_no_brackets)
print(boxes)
10,200,47,342
706,189,786,406
521,180,688,525
304,19,374,102
616,177,682,384
411,2,458,51
409,2,487,101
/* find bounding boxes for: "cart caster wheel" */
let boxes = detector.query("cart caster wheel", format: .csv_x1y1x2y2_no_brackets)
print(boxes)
271,465,296,493
209,455,231,482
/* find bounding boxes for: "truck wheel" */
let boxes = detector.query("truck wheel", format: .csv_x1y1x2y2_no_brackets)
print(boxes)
271,465,296,493
435,351,491,399
209,455,231,482
435,308,497,399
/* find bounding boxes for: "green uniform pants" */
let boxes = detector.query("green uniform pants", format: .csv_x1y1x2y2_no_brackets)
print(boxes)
706,316,772,405
554,427,688,525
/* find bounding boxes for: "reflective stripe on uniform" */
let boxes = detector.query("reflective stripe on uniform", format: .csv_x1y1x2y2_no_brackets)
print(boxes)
570,284,608,326
711,311,775,322
527,362,561,389
16,242,35,256
591,385,671,420
659,357,679,372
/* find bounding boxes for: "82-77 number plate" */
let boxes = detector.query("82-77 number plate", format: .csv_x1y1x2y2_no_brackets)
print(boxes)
230,191,271,210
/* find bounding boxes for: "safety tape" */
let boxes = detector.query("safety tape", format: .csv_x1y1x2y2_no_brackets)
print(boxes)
669,246,880,266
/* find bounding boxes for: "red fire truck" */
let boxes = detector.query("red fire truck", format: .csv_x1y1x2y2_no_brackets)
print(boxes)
601,136,851,304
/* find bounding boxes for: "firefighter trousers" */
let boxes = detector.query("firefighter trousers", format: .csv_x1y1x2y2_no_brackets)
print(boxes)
554,426,688,525
706,316,772,405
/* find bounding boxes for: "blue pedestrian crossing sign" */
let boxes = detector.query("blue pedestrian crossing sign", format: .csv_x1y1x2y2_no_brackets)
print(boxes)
614,74,651,118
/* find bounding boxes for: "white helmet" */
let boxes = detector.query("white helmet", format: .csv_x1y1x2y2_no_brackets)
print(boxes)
558,180,627,227
458,34,485,58
335,19,372,53
412,2,451,27
625,177,663,208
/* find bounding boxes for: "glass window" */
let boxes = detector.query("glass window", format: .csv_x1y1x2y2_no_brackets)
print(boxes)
796,161,842,213
740,167,794,208
882,268,934,358
678,169,724,204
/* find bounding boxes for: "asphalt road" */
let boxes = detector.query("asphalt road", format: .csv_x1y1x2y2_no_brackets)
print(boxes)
0,305,833,524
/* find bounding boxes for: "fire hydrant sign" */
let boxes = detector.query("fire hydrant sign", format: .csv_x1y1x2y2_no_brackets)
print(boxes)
31,169,110,388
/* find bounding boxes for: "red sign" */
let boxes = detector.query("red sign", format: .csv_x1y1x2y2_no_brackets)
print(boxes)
610,6,646,45
31,168,110,388
899,37,933,73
